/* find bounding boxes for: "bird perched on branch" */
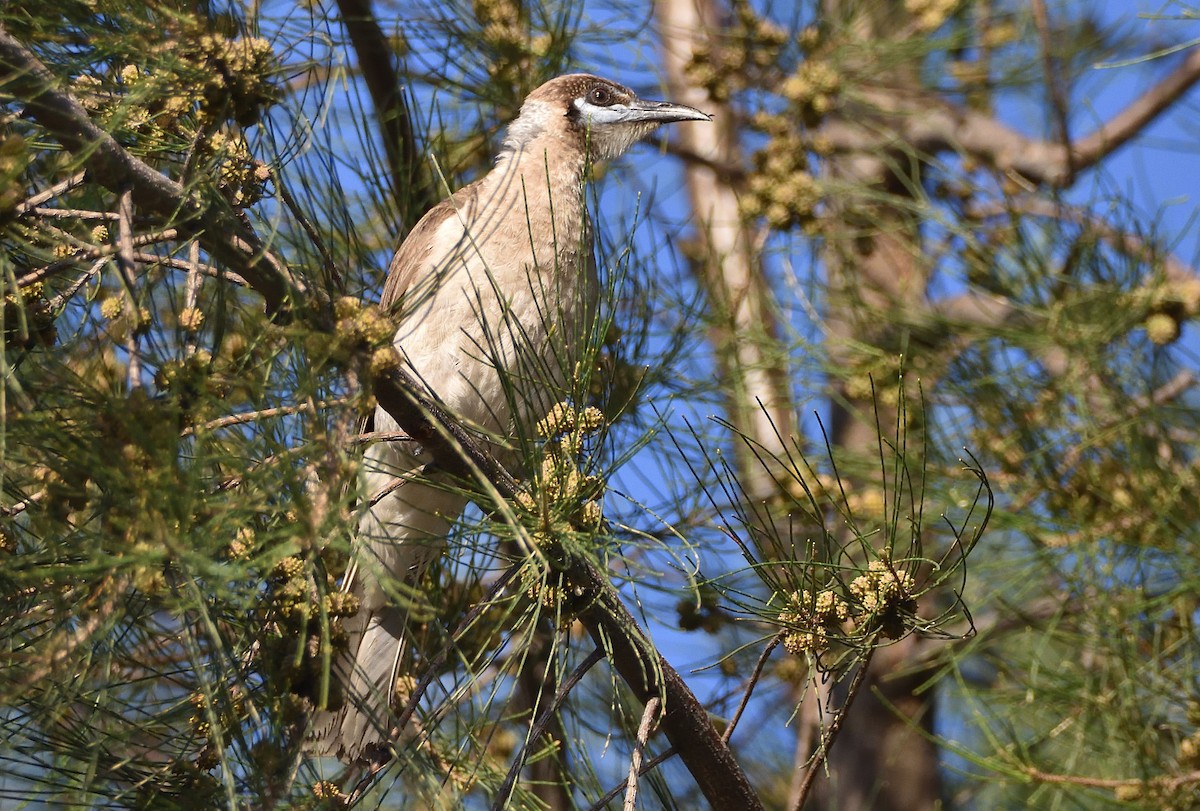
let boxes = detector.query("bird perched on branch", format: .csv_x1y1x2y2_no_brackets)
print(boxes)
311,74,710,763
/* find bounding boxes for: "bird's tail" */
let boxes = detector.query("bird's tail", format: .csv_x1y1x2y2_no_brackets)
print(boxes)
309,604,408,762
308,427,468,761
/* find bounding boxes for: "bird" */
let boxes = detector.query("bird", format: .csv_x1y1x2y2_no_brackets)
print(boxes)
310,73,711,763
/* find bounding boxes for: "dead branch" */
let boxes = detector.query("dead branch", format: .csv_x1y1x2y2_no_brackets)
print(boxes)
624,697,661,811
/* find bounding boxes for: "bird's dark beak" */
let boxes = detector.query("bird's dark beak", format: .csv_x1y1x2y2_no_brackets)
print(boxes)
622,99,712,124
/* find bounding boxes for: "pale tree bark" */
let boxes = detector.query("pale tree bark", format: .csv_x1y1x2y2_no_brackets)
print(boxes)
655,0,795,502
656,0,942,806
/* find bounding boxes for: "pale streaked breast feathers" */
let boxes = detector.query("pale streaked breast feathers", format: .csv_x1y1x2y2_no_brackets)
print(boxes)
380,183,480,311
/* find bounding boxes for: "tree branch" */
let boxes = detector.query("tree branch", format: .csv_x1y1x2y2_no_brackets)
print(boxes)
1031,0,1073,180
623,697,660,811
789,646,877,811
821,45,1200,188
370,367,763,810
334,0,435,230
968,196,1198,281
492,647,605,811
1072,45,1200,172
0,26,302,314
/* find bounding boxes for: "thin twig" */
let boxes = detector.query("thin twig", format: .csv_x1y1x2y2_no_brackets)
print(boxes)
624,697,661,811
967,196,1196,281
584,748,678,811
47,255,108,309
351,430,417,445
184,239,201,355
274,168,342,291
1024,766,1200,792
0,489,44,517
1071,45,1200,172
183,397,351,436
28,206,120,220
14,171,86,214
491,647,605,811
334,0,435,225
115,189,140,389
16,228,180,288
723,631,784,744
790,646,878,811
141,251,247,287
1031,0,1073,181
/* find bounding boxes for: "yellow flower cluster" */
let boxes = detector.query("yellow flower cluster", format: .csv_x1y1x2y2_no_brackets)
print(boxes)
193,34,279,127
1136,277,1200,347
188,691,211,737
178,306,205,332
332,296,397,370
684,4,788,102
905,0,959,32
780,59,840,120
5,280,56,348
536,401,605,440
778,555,920,656
513,402,608,614
472,0,554,89
520,402,607,531
311,781,349,806
227,526,256,560
848,559,916,614
207,129,270,207
153,349,213,398
778,587,849,655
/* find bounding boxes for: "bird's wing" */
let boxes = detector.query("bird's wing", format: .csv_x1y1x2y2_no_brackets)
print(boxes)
380,183,480,310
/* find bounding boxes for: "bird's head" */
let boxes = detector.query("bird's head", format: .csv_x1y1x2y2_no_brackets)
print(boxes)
503,74,711,161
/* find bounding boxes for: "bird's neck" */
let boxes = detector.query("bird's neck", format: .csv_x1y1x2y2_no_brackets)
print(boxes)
491,136,588,216
465,136,591,270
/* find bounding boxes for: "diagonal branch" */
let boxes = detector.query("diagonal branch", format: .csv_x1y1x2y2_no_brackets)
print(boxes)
0,26,303,315
371,367,763,811
1071,45,1200,172
968,196,1199,282
821,45,1200,188
334,0,435,230
1031,0,1073,180
492,647,605,811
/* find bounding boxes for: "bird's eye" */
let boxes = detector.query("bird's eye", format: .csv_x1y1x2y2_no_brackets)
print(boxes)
587,86,613,106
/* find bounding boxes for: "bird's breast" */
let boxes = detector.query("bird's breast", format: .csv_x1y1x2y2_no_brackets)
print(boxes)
392,170,598,436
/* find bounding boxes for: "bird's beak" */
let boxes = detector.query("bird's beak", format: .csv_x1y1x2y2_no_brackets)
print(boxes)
619,99,713,124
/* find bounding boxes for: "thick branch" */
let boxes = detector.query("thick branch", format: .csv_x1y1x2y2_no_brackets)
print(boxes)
0,26,301,314
575,561,763,811
1072,45,1200,172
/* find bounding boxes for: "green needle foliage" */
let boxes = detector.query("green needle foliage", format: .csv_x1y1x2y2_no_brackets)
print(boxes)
2,1,1199,810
